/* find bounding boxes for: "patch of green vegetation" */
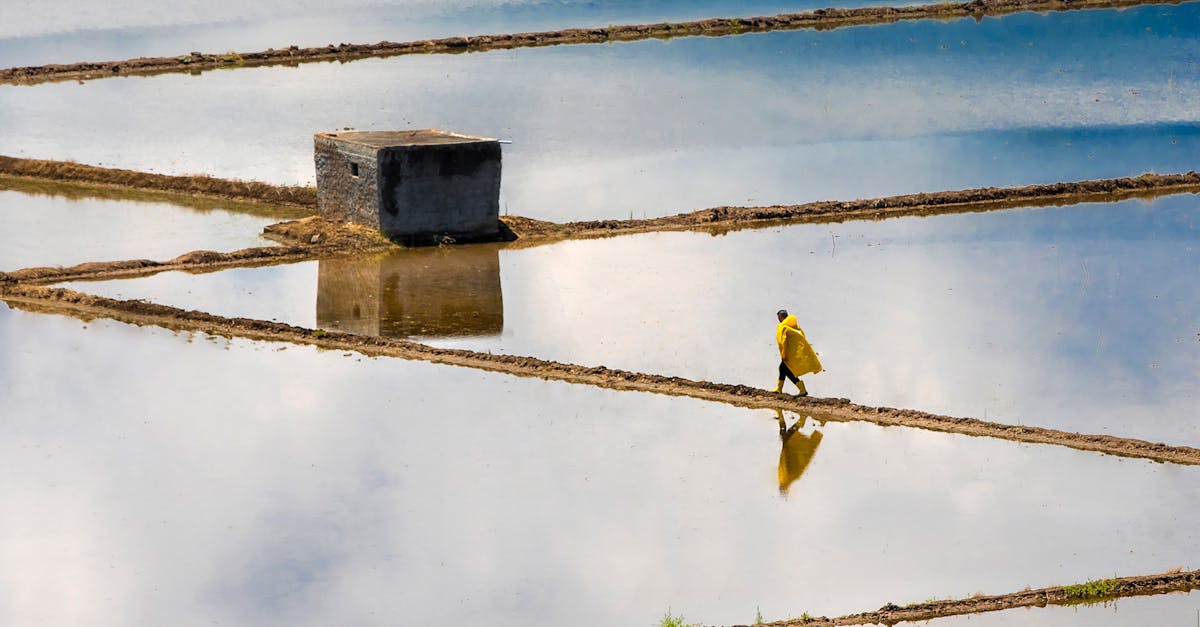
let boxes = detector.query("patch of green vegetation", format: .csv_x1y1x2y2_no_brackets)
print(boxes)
314,329,328,338
176,55,192,64
754,606,764,624
656,609,701,627
729,18,744,33
221,51,244,64
1063,578,1119,603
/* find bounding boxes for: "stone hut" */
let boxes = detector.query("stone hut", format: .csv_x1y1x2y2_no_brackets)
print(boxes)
314,129,501,244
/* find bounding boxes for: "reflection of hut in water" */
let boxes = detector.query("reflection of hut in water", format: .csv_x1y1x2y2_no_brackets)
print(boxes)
315,246,503,339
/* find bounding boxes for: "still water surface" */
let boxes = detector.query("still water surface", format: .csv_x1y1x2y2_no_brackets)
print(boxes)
66,195,1200,446
1,305,1197,626
2,3,1198,221
0,0,910,68
0,187,275,271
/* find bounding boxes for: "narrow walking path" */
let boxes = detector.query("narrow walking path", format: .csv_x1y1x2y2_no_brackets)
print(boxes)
3,281,1198,467
0,0,1184,85
745,568,1200,626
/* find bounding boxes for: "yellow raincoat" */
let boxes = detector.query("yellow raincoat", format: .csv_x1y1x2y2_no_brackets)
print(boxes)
776,315,822,377
775,411,823,495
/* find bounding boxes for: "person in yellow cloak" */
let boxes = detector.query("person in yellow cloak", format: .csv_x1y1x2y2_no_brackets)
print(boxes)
773,309,822,396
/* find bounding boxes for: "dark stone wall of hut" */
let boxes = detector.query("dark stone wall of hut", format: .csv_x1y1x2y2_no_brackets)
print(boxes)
314,136,381,228
377,142,501,242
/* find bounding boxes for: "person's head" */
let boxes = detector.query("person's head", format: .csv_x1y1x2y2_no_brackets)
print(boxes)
776,309,788,322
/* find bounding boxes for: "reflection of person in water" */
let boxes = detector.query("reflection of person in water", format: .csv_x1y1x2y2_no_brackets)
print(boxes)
776,409,824,497
773,309,823,396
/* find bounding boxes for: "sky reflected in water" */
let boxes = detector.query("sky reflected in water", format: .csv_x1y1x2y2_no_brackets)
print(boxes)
1,304,1197,626
0,188,275,271
0,0,910,68
2,3,1198,221
66,194,1200,447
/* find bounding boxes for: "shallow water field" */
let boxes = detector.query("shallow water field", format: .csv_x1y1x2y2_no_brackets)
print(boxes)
0,0,912,68
0,186,277,271
918,591,1199,626
5,0,1200,623
1,304,1197,626
3,3,1199,221
67,194,1200,447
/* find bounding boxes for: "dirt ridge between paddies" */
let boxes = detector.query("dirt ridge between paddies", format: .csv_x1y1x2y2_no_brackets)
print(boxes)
5,154,1200,244
0,0,1186,86
737,568,1200,626
0,156,316,209
2,282,1199,468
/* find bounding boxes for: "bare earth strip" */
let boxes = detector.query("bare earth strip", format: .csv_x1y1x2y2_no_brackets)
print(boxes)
2,281,1198,467
742,568,1200,626
0,156,316,209
493,171,1200,244
3,155,1199,248
0,0,1186,86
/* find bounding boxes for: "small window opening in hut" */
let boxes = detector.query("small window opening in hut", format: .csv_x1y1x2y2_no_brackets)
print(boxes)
350,162,360,177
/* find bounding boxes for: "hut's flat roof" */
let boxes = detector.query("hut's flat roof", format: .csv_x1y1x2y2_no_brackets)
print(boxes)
315,129,495,148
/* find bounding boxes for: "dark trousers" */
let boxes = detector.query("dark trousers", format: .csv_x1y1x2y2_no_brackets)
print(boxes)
778,360,799,383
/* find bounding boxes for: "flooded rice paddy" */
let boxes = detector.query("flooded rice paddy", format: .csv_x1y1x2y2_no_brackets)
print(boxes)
0,185,277,270
67,195,1200,447
1,3,1198,221
0,0,910,68
1,305,1197,626
5,0,1200,624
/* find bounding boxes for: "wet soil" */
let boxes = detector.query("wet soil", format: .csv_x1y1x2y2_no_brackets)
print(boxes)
0,156,316,209
0,221,389,283
0,0,1184,86
8,153,1198,250
743,568,1200,626
497,172,1200,244
2,281,1198,467
4,169,1197,283
0,174,312,220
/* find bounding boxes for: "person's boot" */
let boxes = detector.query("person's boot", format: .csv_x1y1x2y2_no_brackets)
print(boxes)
795,380,808,397
772,380,784,393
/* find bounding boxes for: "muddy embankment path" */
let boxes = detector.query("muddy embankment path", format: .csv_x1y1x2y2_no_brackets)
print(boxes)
5,156,1200,255
743,568,1200,626
0,156,315,211
0,0,1187,86
2,281,1199,468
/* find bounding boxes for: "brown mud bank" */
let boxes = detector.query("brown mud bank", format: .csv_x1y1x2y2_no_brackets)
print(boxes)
4,172,1197,283
3,282,1199,467
745,568,1200,626
1,223,389,281
0,156,317,210
0,0,1184,86
263,171,1200,249
0,174,312,220
9,153,1199,247
498,171,1200,243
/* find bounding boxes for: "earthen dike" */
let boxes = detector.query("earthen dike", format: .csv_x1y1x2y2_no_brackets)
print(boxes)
0,0,1188,86
2,166,1198,624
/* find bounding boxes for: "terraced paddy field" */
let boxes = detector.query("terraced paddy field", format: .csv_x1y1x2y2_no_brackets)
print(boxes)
0,181,290,270
2,307,1197,626
2,2,1198,221
61,194,1200,447
2,0,1198,625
